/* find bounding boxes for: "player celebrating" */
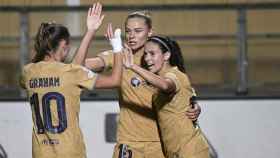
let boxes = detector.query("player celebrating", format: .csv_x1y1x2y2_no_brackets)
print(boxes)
20,3,124,158
72,11,201,158
123,36,210,158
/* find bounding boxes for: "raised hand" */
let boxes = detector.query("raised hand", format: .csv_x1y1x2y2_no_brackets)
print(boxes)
87,2,105,32
105,23,123,53
123,44,134,69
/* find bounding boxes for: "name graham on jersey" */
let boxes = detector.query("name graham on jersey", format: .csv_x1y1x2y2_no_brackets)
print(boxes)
29,77,60,88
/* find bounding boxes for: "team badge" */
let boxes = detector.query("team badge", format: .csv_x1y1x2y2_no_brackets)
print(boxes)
130,77,141,87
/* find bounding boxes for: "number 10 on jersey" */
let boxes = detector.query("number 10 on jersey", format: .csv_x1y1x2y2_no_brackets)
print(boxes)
30,92,67,134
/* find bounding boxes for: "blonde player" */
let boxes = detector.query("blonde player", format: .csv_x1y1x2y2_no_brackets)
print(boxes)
20,3,124,158
123,35,210,158
71,11,201,158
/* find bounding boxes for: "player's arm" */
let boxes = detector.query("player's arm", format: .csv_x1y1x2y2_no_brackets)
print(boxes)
94,24,123,89
94,54,122,88
132,64,175,93
85,57,106,72
123,46,176,94
131,63,201,119
71,2,105,65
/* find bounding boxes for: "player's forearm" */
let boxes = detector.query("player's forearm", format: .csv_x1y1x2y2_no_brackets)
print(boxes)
130,64,174,93
72,30,96,65
110,53,122,87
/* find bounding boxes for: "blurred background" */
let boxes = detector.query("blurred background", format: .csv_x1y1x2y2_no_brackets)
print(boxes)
0,0,280,100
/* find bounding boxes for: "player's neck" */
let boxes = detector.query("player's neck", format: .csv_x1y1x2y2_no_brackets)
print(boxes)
158,63,172,76
132,45,144,55
133,46,145,58
43,55,58,62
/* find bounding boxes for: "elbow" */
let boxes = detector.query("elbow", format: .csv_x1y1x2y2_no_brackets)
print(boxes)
85,58,105,72
160,83,170,92
85,59,91,68
160,83,174,94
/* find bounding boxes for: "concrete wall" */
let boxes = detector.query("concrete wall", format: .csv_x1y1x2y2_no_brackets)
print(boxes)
0,100,279,158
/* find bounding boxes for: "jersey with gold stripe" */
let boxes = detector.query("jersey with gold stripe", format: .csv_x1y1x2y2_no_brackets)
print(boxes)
98,49,160,142
20,61,98,158
153,67,209,158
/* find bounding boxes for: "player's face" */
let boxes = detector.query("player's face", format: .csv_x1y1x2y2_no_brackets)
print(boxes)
125,17,152,52
55,39,70,62
144,42,168,74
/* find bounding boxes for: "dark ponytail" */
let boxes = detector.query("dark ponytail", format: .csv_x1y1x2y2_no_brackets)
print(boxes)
167,38,186,73
32,22,70,63
147,36,186,73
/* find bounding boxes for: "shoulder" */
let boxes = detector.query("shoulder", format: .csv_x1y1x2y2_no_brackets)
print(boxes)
23,63,34,71
97,50,113,56
66,64,96,77
96,50,115,68
164,67,179,78
21,63,36,77
63,63,84,72
165,67,191,85
176,69,191,86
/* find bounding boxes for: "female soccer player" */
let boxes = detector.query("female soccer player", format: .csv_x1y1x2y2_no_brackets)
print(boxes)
73,11,201,158
123,35,210,158
20,3,124,158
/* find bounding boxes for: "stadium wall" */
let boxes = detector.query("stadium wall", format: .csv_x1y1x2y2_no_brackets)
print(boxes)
1,1,280,87
0,99,279,158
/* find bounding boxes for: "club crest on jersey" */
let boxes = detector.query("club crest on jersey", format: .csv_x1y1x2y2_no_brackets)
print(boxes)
131,77,141,87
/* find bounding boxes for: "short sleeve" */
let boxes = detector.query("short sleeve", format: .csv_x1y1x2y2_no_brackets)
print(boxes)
97,50,114,71
19,66,28,89
70,65,98,90
164,72,180,92
19,71,27,89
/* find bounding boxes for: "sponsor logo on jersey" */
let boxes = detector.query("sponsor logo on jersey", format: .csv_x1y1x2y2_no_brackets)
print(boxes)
42,139,60,145
130,77,141,87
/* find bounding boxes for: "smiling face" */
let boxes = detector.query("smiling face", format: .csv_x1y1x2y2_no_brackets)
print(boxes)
144,41,170,74
125,17,152,52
